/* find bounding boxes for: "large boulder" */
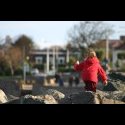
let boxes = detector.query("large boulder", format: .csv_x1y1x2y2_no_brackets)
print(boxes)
0,89,8,103
103,91,125,102
45,89,65,101
5,89,65,104
0,80,20,97
6,94,58,104
109,72,125,81
60,91,100,104
35,88,65,102
60,90,125,104
4,87,125,104
103,79,125,91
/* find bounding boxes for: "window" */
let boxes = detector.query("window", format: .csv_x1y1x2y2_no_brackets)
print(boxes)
35,57,43,64
60,59,63,64
58,57,65,64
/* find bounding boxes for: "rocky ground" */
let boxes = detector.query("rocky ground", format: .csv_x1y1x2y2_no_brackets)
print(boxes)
0,72,125,104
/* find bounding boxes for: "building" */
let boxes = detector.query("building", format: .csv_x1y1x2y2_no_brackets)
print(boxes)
112,41,125,70
90,36,125,70
30,46,72,73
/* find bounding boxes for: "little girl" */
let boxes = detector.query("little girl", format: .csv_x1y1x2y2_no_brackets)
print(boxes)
74,48,108,92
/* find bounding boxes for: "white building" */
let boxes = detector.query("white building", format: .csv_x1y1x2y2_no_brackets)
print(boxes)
112,42,125,69
30,46,75,73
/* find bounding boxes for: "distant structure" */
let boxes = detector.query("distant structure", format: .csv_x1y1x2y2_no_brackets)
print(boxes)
30,46,80,74
90,36,125,70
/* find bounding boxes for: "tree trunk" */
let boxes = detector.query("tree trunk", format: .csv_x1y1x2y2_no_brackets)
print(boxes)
9,61,14,76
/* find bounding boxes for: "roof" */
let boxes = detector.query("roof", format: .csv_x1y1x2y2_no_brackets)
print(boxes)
91,39,123,49
115,42,125,50
109,40,123,49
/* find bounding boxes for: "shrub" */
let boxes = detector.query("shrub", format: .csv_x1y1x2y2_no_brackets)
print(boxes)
118,53,125,60
96,50,104,61
34,64,44,70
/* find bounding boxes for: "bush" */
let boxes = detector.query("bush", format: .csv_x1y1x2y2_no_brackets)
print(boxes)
14,69,23,75
0,64,11,76
34,64,44,70
118,53,125,60
96,50,104,61
26,72,32,76
0,71,6,76
58,67,74,73
5,70,12,76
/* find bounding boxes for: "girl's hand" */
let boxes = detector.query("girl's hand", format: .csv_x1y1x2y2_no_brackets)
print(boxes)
76,61,80,65
104,80,108,86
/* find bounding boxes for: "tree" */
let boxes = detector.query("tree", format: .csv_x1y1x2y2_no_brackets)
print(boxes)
4,46,22,76
14,35,35,57
66,43,73,51
0,35,35,76
5,35,13,45
68,21,113,50
0,49,7,75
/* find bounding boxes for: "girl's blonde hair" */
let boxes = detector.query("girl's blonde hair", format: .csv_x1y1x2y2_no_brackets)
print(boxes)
87,48,96,58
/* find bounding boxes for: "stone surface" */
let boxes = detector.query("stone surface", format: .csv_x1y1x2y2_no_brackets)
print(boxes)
0,80,20,97
6,94,58,104
1,80,125,104
46,89,65,101
103,79,125,91
60,91,99,104
59,91,125,104
0,89,8,103
101,97,125,104
109,72,125,81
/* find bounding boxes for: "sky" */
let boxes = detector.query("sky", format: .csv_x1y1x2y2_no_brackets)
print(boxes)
0,21,125,48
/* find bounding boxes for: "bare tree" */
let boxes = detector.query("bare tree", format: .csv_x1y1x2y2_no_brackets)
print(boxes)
68,21,113,49
4,46,22,76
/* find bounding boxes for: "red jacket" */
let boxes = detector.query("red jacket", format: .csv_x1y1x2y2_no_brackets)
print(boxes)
74,57,107,84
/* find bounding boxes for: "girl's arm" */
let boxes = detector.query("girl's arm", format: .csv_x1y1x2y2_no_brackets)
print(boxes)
98,64,108,85
74,61,85,72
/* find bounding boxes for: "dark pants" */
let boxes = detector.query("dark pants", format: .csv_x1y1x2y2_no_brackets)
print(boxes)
58,79,64,87
84,81,97,92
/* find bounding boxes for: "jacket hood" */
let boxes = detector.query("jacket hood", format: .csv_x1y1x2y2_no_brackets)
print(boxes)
86,57,99,65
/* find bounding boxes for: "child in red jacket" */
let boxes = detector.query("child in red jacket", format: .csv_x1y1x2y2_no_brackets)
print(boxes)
74,49,108,92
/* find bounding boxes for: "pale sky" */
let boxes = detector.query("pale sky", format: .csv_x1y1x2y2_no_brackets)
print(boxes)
0,21,125,48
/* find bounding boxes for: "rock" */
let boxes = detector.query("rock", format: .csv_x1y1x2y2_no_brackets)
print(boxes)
0,81,20,97
0,89,8,104
23,94,58,104
46,89,65,101
43,95,58,104
96,90,109,97
103,91,125,102
59,96,72,104
6,94,58,104
95,91,125,104
103,79,125,91
21,95,43,104
3,86,125,104
7,95,19,100
60,91,125,104
60,91,101,104
121,96,125,102
109,72,125,81
101,97,125,104
5,89,65,104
